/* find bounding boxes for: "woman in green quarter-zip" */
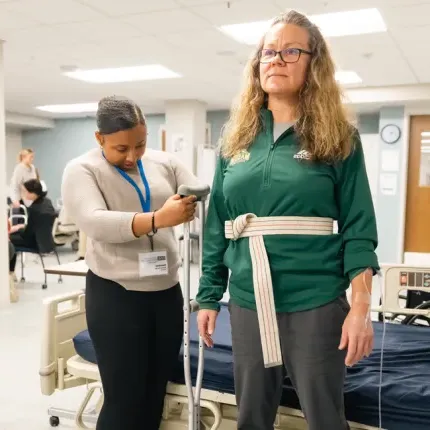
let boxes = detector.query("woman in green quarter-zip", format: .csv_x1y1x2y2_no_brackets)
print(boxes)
196,9,379,430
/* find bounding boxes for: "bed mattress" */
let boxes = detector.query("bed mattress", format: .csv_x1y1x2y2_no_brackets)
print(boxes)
73,303,430,430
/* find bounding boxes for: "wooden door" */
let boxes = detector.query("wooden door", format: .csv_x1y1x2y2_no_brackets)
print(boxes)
161,128,166,151
404,115,430,253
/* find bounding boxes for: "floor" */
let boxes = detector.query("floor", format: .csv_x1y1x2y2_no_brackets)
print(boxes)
0,246,382,430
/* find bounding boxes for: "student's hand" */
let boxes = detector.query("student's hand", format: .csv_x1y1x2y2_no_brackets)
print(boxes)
339,308,374,367
197,309,218,348
156,194,197,228
12,201,20,208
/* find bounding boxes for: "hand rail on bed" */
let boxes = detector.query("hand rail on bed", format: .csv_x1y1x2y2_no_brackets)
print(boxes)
178,183,210,430
39,289,87,396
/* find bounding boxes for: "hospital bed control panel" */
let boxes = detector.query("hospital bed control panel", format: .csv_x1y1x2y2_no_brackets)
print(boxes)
399,271,430,288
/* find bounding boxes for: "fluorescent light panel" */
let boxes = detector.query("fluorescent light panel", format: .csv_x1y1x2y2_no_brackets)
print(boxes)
36,103,98,114
335,70,362,84
219,8,387,45
64,64,181,83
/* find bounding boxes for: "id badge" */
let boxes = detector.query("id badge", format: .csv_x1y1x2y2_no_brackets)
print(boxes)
139,251,168,277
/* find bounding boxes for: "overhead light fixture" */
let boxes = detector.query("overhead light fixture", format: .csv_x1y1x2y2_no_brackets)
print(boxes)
218,8,387,45
36,103,98,114
219,20,271,45
335,70,362,84
310,8,386,37
63,64,181,83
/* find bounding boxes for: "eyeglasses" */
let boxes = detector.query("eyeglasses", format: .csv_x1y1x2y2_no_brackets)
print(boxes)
259,48,312,64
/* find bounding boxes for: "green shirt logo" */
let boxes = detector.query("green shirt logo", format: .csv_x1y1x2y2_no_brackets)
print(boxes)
230,149,251,166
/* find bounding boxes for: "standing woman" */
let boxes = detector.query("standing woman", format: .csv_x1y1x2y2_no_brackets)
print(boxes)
196,10,379,430
62,95,200,430
9,148,38,208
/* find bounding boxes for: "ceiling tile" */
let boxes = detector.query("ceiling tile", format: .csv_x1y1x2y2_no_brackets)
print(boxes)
5,0,107,24
0,4,41,37
122,8,210,34
77,0,181,17
273,0,379,15
177,0,233,6
161,27,244,55
390,25,430,83
190,0,280,26
327,33,417,86
4,18,144,48
380,3,430,29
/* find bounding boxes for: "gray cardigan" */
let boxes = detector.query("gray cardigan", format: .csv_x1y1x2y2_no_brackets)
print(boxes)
61,147,200,292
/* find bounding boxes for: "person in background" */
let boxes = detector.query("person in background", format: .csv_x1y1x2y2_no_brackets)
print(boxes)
9,148,38,209
9,179,56,252
61,95,200,430
196,10,379,430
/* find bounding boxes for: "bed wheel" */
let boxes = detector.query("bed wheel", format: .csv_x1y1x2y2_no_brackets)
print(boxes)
42,283,47,289
49,416,60,427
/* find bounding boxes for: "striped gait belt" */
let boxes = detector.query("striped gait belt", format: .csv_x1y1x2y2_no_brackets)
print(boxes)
225,214,334,368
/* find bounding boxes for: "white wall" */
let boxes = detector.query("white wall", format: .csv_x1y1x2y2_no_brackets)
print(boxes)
5,128,22,183
360,133,380,212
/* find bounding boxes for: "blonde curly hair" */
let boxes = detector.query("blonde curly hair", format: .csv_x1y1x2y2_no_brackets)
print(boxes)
220,10,356,163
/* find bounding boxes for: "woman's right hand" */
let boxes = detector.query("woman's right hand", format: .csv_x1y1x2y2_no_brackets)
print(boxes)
197,309,218,347
155,194,197,228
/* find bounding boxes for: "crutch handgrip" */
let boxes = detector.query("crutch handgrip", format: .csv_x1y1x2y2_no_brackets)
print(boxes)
190,300,200,313
178,184,210,201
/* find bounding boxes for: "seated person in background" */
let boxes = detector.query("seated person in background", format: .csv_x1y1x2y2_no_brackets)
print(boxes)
9,179,56,250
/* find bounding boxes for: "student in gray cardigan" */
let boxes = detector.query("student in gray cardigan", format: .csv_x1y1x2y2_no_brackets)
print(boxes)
61,95,200,430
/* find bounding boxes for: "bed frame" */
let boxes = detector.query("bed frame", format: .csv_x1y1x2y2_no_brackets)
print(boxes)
39,264,430,429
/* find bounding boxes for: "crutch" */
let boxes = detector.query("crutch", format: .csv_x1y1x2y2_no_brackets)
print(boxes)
178,183,211,430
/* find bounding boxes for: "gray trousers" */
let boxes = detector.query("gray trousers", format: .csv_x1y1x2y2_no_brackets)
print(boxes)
229,296,350,430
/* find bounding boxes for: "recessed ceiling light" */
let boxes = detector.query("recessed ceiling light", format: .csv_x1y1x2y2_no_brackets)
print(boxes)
63,64,181,83
218,8,387,45
335,70,362,84
36,103,98,114
311,8,387,37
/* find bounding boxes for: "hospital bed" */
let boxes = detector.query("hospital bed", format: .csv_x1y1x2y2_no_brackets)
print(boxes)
39,263,430,430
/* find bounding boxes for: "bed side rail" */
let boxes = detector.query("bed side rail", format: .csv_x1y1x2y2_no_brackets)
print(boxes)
376,264,430,318
39,290,88,396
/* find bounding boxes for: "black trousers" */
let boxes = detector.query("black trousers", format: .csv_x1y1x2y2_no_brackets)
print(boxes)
85,270,184,430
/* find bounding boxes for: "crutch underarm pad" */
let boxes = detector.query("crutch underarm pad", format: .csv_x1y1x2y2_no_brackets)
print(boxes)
178,184,210,200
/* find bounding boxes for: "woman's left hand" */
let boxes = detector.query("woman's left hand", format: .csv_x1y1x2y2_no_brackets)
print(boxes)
338,307,374,367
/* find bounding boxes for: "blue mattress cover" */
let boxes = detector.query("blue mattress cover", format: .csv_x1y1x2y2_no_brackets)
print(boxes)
73,303,430,430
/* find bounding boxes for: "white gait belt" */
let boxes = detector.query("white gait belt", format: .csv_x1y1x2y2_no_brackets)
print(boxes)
225,214,334,368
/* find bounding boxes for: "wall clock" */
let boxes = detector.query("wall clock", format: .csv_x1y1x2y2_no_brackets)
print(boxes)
380,124,401,144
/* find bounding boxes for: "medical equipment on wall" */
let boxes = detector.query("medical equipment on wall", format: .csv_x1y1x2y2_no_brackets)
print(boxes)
178,183,211,430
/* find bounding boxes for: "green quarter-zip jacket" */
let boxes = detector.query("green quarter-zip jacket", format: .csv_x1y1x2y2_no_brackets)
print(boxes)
196,108,380,313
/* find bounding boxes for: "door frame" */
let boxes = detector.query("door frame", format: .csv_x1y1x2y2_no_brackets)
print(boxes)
400,107,430,263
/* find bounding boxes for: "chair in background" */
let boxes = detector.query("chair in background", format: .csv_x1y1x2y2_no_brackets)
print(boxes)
15,212,63,289
8,203,28,226
52,206,79,251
